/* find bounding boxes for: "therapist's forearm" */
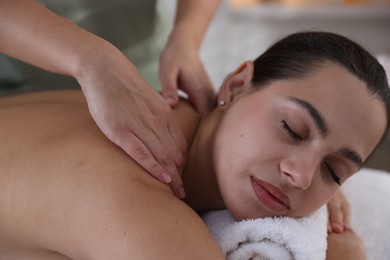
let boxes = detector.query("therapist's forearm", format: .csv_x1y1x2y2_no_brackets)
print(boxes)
173,0,221,51
0,0,114,81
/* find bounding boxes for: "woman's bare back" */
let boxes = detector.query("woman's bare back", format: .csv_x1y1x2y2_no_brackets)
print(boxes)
0,91,223,259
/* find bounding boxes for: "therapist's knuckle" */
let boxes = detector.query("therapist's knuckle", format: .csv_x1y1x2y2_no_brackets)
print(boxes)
160,151,174,165
131,146,151,162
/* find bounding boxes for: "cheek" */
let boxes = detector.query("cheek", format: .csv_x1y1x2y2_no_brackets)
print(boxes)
213,125,246,185
212,115,256,212
214,116,262,176
212,110,282,219
213,104,285,183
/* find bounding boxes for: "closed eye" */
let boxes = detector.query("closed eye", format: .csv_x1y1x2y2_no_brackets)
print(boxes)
324,162,341,185
280,120,303,142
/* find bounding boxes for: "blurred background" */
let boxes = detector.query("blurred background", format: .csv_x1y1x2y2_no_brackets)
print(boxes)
163,0,389,86
163,0,390,171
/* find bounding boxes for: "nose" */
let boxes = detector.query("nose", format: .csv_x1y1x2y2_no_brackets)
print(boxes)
280,156,319,190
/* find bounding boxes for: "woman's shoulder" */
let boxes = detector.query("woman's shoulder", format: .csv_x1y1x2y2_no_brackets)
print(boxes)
0,90,224,258
0,89,200,211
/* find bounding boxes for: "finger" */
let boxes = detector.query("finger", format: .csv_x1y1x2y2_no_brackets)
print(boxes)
156,146,185,198
117,132,173,185
188,84,215,115
130,123,186,197
144,89,187,169
180,72,215,115
160,65,180,108
327,203,344,233
342,201,351,229
121,133,185,199
169,171,186,199
143,108,186,169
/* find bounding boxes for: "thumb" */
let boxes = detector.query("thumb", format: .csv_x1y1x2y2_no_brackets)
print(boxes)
187,82,215,115
162,88,179,108
160,70,179,108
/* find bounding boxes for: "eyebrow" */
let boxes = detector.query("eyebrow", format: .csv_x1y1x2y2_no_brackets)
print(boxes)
287,96,328,136
287,96,364,169
338,148,363,170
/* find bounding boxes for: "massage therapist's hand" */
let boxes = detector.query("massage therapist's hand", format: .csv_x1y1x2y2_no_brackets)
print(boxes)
0,0,187,198
78,44,188,199
159,0,220,115
160,33,215,115
326,189,351,233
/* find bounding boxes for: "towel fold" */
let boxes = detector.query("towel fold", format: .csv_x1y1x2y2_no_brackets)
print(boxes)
202,206,328,260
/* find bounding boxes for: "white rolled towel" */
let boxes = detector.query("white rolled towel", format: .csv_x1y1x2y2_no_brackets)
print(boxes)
202,206,328,260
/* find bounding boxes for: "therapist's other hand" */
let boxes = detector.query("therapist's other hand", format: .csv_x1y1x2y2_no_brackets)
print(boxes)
159,35,215,115
327,189,351,233
77,44,187,198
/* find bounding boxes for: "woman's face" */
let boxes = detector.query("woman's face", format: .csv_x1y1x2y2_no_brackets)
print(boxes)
213,63,387,220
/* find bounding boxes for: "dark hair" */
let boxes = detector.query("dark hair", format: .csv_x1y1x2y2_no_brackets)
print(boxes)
252,31,390,144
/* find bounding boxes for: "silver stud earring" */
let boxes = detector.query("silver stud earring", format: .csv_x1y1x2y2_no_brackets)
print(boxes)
218,100,225,107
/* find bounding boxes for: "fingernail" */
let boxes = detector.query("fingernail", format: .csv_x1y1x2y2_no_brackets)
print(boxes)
332,223,342,233
165,96,175,106
177,187,186,199
161,172,172,184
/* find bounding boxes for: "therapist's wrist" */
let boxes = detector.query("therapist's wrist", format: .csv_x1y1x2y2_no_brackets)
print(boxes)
167,25,201,54
71,37,119,91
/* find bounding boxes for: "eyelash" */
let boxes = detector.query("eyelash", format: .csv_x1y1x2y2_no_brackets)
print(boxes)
280,120,341,185
324,162,341,185
280,120,303,142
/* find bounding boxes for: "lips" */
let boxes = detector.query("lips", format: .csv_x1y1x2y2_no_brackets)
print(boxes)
251,176,291,211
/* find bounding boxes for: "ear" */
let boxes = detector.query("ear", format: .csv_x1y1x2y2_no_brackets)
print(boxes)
217,61,254,109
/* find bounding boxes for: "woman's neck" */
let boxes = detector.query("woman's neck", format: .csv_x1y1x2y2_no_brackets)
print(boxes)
182,110,225,212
